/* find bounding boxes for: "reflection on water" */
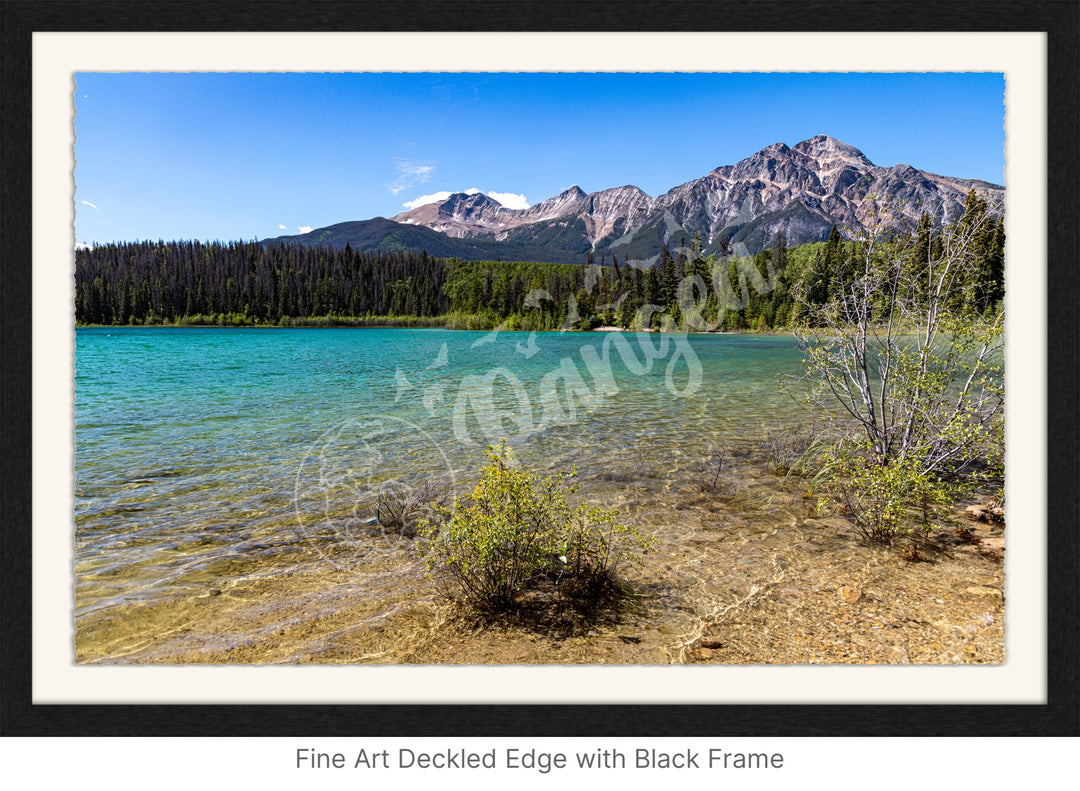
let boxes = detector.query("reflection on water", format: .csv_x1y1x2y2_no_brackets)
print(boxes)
75,327,820,657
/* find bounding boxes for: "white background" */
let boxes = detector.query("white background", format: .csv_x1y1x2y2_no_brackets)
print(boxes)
3,737,1078,789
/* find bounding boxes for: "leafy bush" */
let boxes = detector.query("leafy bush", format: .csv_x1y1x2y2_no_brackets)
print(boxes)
419,443,566,610
557,504,654,601
810,441,953,545
419,441,654,612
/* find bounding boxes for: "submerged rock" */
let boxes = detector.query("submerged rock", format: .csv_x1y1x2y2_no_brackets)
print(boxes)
964,586,1003,599
837,585,862,604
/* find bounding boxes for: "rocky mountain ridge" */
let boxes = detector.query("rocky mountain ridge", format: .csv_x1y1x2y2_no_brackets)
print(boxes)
271,135,1003,263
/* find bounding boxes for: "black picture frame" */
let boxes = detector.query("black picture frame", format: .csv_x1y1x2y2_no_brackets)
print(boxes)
2,0,1077,737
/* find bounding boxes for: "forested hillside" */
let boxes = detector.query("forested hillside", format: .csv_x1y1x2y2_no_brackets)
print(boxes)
75,192,1003,332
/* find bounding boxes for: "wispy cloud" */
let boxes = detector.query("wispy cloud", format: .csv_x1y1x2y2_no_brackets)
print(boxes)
298,226,313,234
80,200,99,212
402,188,481,211
388,158,436,195
487,191,530,210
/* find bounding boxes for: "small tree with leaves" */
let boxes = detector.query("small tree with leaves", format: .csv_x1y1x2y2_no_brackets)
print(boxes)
792,197,1004,544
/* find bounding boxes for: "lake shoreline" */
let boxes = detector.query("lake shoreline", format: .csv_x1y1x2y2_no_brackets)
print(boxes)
75,321,795,337
74,485,1006,666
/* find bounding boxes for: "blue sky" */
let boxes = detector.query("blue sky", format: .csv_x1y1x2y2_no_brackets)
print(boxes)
74,72,1005,245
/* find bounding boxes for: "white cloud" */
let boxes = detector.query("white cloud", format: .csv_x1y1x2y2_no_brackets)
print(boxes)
75,242,94,251
401,187,482,211
388,158,436,195
80,200,99,211
278,224,287,230
402,191,452,210
298,226,313,234
487,191,530,210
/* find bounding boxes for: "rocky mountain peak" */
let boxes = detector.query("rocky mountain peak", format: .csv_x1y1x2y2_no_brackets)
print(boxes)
519,185,590,223
439,191,503,215
793,135,874,168
379,135,1003,258
762,141,793,156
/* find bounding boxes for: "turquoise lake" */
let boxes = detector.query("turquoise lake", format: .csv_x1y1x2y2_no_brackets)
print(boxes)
74,327,812,629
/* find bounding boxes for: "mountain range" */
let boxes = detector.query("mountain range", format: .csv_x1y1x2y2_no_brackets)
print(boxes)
266,135,1004,265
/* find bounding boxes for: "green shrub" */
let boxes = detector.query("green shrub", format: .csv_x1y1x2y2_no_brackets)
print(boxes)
419,441,654,612
810,441,953,545
556,504,654,601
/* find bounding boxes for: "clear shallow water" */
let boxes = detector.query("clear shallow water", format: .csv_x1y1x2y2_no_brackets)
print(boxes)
74,327,812,625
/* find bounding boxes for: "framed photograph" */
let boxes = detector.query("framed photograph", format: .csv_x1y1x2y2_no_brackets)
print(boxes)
2,1,1077,737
